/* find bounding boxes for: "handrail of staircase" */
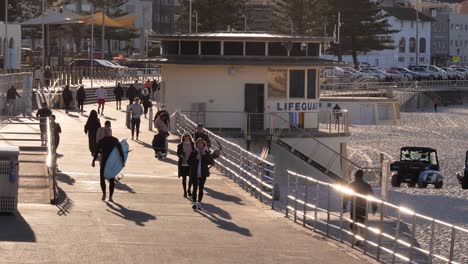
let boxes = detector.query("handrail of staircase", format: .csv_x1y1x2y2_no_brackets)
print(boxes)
270,112,367,181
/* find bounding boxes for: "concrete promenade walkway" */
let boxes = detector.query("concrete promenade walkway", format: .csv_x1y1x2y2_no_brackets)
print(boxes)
0,104,374,263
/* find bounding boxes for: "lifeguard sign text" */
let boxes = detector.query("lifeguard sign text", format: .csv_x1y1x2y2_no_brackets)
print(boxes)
267,100,319,112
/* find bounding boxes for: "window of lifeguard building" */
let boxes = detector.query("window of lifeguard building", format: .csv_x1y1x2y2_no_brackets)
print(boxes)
268,70,287,98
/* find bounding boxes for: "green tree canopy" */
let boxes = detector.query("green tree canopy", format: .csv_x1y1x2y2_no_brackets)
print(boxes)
271,0,330,35
328,0,398,67
177,0,248,33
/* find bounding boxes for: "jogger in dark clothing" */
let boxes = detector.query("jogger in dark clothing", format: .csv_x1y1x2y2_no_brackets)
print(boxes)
76,86,86,113
92,127,125,202
128,97,144,140
188,138,214,210
177,131,194,198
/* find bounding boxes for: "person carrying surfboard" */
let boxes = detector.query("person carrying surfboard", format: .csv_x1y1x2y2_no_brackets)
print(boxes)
92,127,125,202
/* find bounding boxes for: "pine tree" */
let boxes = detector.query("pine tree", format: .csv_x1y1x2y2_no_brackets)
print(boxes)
271,0,330,35
328,0,398,67
176,0,248,33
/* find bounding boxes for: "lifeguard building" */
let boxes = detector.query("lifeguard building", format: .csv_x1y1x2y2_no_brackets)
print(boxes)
147,32,357,181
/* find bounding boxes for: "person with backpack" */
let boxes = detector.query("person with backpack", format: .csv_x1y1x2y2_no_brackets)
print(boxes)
92,127,125,202
177,131,194,198
193,124,211,149
76,85,86,114
62,85,73,114
114,83,124,110
188,138,214,210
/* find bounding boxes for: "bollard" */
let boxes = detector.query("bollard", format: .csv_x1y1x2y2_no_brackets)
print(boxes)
126,104,131,129
149,107,153,131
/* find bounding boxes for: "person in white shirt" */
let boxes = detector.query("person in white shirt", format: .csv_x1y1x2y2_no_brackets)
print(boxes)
96,86,107,116
128,97,144,140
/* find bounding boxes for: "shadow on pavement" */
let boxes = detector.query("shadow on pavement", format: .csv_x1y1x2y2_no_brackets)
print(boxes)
134,140,153,149
115,179,136,193
0,212,36,242
106,202,156,226
205,187,244,205
57,172,76,185
201,203,232,220
197,208,251,237
103,116,117,121
56,186,74,216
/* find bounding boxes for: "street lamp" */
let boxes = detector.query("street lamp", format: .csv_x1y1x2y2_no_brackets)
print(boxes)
4,0,8,71
194,10,199,33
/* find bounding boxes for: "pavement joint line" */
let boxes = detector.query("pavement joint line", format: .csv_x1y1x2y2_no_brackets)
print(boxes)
58,171,178,179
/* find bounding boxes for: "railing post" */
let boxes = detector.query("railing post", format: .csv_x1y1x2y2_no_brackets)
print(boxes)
294,174,298,223
303,182,308,227
449,226,456,263
314,183,319,231
285,172,290,218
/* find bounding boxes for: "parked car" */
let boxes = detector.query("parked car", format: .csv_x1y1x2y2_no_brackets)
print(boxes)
441,67,464,80
388,67,420,81
451,66,468,79
408,65,448,80
341,67,373,81
408,67,436,80
385,68,408,81
359,67,391,81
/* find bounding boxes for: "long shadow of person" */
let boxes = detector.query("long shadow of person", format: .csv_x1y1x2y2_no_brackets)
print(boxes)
204,187,244,205
106,202,156,227
197,208,251,237
200,203,232,220
57,172,76,186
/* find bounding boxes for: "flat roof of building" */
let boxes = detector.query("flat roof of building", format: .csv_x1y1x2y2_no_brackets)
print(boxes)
153,32,334,42
130,55,346,67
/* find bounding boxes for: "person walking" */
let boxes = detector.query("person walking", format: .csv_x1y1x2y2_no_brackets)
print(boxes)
177,131,194,198
62,85,73,114
76,85,86,114
141,88,151,119
193,124,211,149
151,78,159,97
36,103,52,146
342,170,378,247
114,83,124,110
129,97,144,140
50,115,62,153
96,120,112,145
92,127,125,202
188,138,214,210
6,85,21,117
96,86,107,116
44,66,52,88
155,111,170,157
144,79,152,90
126,84,137,105
433,98,441,113
84,110,101,156
34,66,43,91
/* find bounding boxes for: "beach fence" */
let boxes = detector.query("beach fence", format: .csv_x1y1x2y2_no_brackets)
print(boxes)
0,72,33,118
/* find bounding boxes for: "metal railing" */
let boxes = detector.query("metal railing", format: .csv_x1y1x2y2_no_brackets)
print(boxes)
321,80,468,98
285,170,468,264
0,73,33,118
173,111,278,209
270,112,363,181
0,117,58,203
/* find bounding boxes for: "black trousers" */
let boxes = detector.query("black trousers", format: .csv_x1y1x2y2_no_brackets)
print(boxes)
192,177,207,203
181,175,192,194
131,118,141,138
64,100,71,110
100,165,115,197
77,100,84,112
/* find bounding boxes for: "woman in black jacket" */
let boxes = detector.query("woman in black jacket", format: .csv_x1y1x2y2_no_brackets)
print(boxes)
62,85,73,113
76,86,86,114
84,110,101,155
177,131,194,198
188,138,213,210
